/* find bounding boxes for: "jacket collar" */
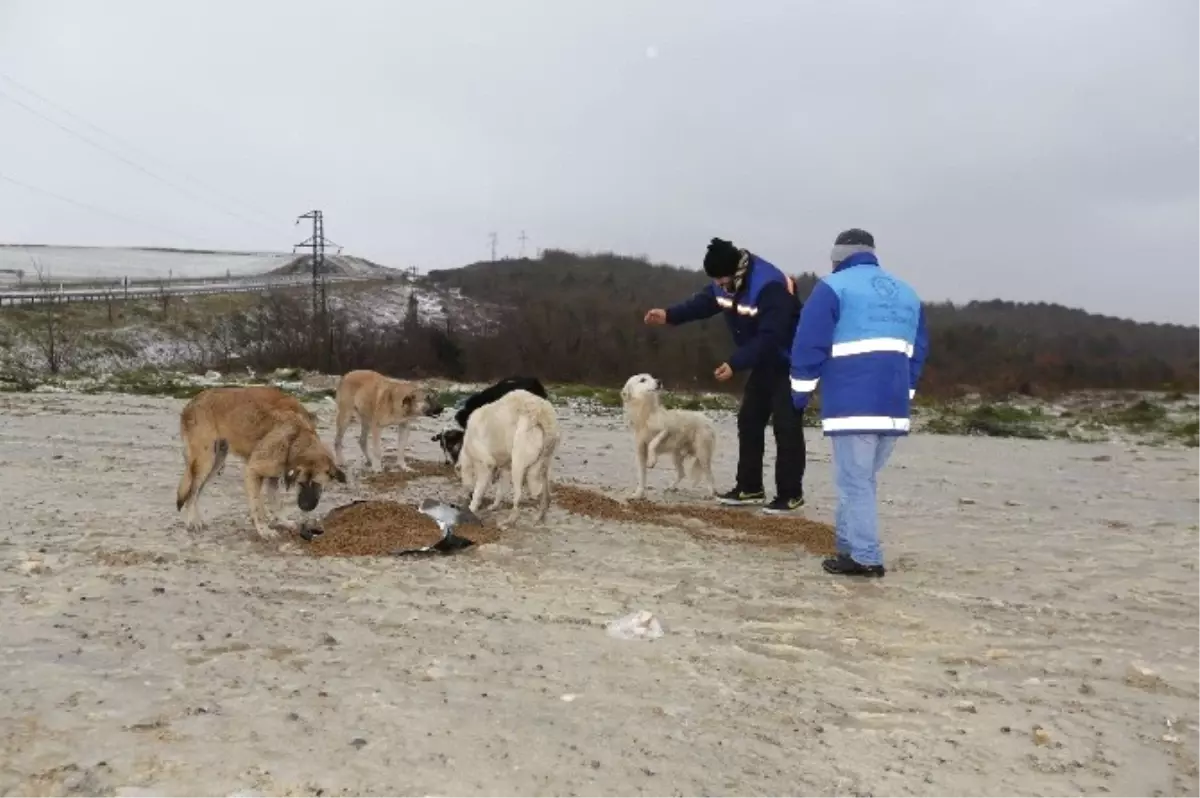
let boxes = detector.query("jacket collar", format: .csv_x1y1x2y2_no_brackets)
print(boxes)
833,251,879,273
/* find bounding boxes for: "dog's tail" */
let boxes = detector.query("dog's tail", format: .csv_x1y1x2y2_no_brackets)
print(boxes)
176,464,194,512
176,399,228,511
512,412,558,516
176,403,200,511
531,414,560,518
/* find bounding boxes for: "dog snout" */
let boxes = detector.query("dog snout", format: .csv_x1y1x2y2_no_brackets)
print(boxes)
425,400,445,417
297,482,322,513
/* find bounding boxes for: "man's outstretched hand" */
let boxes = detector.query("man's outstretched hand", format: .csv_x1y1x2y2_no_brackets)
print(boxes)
713,363,733,382
643,309,667,326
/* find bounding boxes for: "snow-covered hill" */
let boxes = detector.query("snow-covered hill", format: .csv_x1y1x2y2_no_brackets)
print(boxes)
0,245,297,282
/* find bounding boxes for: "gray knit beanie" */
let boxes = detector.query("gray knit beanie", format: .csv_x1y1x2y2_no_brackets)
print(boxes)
830,228,875,265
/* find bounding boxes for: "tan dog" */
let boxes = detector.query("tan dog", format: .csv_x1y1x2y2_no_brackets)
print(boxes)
457,389,559,525
621,373,718,501
175,386,346,539
333,369,444,471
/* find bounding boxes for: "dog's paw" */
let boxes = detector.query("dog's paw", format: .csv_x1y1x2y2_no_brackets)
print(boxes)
646,457,658,469
255,523,280,541
627,490,646,501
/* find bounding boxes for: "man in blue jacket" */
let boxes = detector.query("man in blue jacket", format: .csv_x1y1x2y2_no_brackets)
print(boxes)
644,237,806,513
790,229,930,577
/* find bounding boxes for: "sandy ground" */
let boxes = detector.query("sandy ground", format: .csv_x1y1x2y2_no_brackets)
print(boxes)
0,391,1197,797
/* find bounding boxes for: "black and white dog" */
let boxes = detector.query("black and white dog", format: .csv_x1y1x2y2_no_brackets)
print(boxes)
432,376,548,464
431,428,466,465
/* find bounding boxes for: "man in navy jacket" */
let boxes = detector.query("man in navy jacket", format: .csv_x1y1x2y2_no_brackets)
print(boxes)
644,237,806,513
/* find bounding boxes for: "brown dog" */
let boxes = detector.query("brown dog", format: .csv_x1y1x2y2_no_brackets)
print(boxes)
176,385,346,539
333,369,443,471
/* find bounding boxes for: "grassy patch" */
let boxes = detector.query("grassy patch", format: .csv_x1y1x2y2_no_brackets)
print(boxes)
1108,399,1169,430
918,402,1048,439
432,388,470,410
98,368,208,399
549,383,622,409
1171,419,1199,447
922,411,961,436
660,393,737,413
964,403,1048,439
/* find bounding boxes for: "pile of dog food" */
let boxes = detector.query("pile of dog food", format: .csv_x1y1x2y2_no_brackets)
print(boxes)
362,460,456,491
553,483,837,555
302,500,501,557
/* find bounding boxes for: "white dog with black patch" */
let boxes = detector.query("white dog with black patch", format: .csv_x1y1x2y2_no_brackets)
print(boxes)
620,373,718,501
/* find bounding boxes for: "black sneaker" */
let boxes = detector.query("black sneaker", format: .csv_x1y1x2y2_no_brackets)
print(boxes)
762,496,806,515
822,554,885,578
716,487,765,506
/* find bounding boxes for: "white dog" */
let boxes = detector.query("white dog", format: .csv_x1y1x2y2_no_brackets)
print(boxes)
621,373,718,501
457,389,560,525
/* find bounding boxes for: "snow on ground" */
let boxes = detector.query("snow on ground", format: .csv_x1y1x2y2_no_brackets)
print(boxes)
0,245,296,283
331,281,495,331
268,254,402,279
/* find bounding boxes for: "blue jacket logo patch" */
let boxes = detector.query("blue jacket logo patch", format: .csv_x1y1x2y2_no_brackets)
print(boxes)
871,275,899,299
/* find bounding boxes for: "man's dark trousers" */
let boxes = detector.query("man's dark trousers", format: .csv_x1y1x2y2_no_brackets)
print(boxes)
736,362,806,499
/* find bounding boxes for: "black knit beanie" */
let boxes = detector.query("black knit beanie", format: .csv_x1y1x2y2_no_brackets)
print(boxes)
703,237,741,279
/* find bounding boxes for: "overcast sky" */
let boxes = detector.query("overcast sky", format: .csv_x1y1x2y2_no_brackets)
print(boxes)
0,0,1196,324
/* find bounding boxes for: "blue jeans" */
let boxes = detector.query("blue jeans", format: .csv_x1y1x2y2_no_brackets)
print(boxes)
831,434,898,566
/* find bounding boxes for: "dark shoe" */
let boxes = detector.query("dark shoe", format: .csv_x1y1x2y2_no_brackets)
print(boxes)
761,495,806,514
717,487,765,506
822,554,885,578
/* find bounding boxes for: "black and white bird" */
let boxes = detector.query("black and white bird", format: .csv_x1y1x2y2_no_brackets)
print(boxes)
392,498,483,556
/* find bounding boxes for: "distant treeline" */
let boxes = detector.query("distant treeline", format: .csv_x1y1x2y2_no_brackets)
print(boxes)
200,250,1199,398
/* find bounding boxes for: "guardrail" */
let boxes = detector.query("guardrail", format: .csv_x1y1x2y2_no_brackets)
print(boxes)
0,274,376,307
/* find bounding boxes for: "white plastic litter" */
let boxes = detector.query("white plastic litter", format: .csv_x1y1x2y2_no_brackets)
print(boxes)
606,610,664,641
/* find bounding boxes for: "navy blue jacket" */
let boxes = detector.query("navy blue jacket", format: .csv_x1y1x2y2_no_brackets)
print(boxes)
665,255,800,372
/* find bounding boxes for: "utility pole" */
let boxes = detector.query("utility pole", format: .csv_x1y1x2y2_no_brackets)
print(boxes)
488,232,498,262
294,209,342,370
518,230,528,258
295,210,325,321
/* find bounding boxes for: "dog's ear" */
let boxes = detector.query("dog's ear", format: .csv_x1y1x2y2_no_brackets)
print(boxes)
281,424,302,486
401,393,415,410
331,466,347,484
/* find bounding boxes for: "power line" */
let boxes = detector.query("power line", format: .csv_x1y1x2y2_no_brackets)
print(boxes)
0,70,281,228
0,170,209,244
0,84,278,237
